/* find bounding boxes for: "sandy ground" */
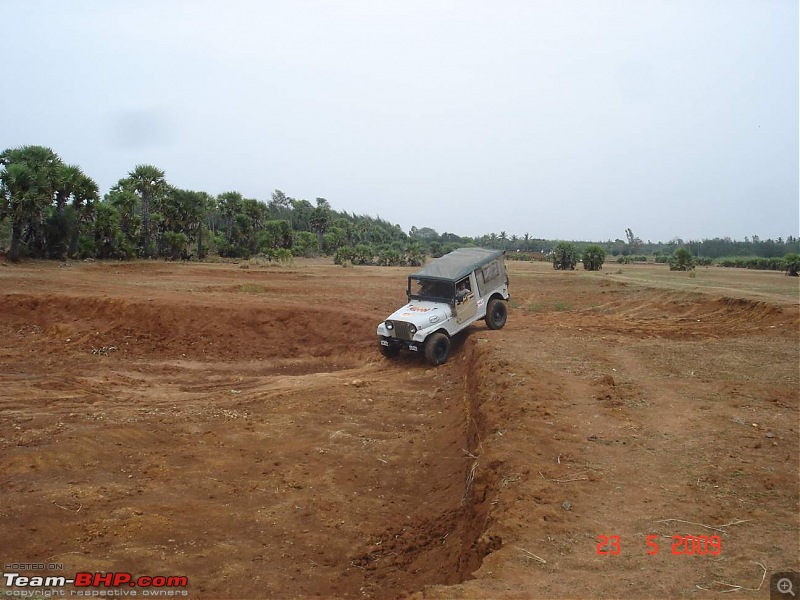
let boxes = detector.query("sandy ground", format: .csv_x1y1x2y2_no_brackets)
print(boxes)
1,258,798,599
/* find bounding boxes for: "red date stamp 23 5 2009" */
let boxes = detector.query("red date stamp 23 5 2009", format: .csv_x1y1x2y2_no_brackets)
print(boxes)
596,534,722,556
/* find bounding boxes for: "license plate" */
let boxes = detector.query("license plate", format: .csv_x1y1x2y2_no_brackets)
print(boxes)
408,344,418,351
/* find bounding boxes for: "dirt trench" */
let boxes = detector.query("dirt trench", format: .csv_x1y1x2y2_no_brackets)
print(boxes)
330,333,507,598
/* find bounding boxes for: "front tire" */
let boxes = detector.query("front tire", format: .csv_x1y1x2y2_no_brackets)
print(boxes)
424,332,451,366
485,298,507,330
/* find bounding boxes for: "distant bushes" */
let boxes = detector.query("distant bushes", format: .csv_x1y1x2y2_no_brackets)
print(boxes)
557,250,798,273
333,245,373,266
785,254,800,276
717,255,797,273
669,248,695,271
552,242,578,270
648,253,794,273
616,255,648,264
582,244,606,271
376,248,402,266
333,243,425,267
506,251,549,262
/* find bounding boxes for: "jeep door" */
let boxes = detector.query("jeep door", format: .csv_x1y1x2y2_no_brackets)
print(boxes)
455,273,478,324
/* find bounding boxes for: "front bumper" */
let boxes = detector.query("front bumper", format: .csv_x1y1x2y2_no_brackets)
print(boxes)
379,336,423,352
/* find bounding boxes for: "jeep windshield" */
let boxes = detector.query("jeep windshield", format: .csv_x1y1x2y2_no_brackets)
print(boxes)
408,277,454,303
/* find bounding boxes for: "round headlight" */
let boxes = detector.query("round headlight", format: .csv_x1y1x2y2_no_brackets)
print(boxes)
408,324,417,335
385,321,394,330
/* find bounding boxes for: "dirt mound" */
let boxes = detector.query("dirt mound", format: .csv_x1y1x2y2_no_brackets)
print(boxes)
650,293,795,337
1,293,374,362
547,289,797,340
710,295,790,322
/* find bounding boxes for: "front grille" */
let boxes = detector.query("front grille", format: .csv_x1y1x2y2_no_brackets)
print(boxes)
389,320,414,341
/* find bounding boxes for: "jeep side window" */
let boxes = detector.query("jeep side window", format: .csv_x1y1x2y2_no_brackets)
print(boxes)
477,260,502,295
482,260,500,281
456,277,471,304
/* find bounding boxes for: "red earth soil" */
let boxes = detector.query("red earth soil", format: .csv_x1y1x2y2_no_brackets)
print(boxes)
1,259,798,599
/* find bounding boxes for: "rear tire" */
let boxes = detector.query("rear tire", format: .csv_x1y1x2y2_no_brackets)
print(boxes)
485,298,507,330
424,332,450,366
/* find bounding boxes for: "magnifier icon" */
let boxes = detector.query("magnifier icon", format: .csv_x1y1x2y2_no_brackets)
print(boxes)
778,578,796,596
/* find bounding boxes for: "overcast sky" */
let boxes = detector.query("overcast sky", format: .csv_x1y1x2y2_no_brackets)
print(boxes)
2,0,797,242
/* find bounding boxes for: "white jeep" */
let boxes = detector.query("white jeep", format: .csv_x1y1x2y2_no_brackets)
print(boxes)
376,247,510,365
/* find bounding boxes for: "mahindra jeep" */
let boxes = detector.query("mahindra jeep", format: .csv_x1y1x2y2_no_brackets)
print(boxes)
376,247,510,365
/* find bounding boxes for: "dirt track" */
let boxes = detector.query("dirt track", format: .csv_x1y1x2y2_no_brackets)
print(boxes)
1,259,798,599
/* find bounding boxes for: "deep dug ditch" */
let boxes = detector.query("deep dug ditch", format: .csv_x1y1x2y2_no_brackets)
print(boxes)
344,336,506,597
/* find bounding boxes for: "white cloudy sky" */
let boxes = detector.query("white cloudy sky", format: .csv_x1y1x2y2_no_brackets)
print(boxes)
2,0,797,242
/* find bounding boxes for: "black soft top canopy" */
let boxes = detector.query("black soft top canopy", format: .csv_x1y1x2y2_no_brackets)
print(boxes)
410,247,504,282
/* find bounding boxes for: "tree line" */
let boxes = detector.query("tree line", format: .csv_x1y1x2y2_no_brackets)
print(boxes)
0,145,416,264
542,240,798,275
471,229,800,260
1,146,798,269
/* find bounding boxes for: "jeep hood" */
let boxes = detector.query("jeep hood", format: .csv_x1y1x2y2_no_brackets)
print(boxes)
386,300,452,328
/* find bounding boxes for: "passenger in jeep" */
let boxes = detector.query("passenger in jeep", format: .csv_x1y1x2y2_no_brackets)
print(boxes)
456,280,470,304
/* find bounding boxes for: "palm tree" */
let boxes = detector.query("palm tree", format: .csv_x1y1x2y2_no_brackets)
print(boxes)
242,198,268,234
67,171,99,257
309,199,331,249
53,164,99,257
405,240,424,266
126,164,167,256
194,192,213,258
0,145,63,261
1,161,36,261
107,184,140,242
54,164,83,213
216,191,243,242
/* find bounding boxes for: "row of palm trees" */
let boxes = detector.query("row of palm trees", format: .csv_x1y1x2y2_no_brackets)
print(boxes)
0,145,414,262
